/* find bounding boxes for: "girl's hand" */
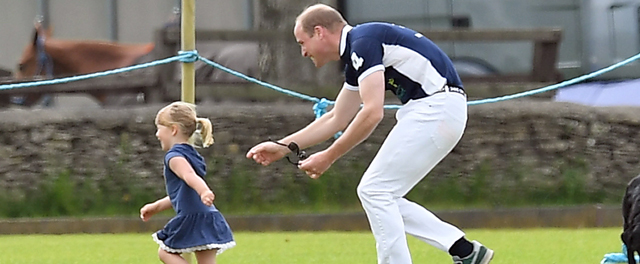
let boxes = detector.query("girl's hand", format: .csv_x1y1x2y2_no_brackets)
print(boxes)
201,190,215,206
140,203,158,222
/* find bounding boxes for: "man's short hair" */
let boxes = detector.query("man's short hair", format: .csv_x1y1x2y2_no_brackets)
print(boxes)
296,4,347,36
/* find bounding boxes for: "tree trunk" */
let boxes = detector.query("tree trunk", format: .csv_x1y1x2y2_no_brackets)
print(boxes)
255,0,342,92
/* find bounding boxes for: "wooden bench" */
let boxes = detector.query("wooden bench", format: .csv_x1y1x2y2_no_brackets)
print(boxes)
421,28,563,83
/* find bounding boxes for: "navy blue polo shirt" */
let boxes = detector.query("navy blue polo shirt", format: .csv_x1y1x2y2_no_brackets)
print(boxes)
339,22,463,104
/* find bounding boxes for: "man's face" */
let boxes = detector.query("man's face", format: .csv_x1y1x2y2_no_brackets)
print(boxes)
294,23,329,68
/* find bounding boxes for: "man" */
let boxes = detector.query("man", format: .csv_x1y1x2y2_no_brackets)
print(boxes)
246,3,493,264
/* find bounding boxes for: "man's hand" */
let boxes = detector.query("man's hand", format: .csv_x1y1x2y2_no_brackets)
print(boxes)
246,141,290,166
298,150,336,179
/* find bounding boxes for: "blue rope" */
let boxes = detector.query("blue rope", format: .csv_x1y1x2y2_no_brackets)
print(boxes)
198,56,322,103
468,52,640,106
178,50,199,63
312,98,332,119
4,48,640,117
198,51,640,111
0,53,192,90
310,97,342,138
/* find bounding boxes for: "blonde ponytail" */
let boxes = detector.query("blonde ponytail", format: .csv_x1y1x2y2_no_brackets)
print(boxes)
194,117,214,148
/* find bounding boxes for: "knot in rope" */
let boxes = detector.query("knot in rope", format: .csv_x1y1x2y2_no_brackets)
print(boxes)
312,97,331,119
312,98,342,139
178,50,199,63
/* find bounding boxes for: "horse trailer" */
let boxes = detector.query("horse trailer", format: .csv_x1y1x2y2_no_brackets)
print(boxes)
344,0,640,81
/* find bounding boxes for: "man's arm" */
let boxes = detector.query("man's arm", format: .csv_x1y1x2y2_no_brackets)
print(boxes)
246,88,361,166
323,70,385,161
279,83,363,148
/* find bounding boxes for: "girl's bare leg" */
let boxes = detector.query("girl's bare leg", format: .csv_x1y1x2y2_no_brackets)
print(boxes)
158,248,190,264
194,249,218,264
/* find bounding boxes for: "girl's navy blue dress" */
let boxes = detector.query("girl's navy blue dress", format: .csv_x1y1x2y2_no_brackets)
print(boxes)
152,143,235,254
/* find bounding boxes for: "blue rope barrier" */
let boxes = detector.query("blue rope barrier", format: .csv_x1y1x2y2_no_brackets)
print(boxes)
197,51,640,111
3,48,639,117
0,53,191,91
197,56,322,103
468,52,640,106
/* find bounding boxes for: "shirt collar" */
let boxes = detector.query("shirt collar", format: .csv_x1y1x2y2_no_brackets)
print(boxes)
339,25,353,56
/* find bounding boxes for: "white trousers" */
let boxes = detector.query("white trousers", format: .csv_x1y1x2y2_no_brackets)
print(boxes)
356,91,468,264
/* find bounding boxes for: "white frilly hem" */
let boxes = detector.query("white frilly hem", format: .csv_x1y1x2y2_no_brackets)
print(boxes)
152,233,236,255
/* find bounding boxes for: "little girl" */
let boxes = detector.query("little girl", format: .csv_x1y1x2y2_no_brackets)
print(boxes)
140,102,235,264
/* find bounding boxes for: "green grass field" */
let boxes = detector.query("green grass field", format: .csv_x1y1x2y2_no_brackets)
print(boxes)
0,228,624,264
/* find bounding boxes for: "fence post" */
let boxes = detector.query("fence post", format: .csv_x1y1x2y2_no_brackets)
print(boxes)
180,1,196,263
181,0,196,104
532,30,562,82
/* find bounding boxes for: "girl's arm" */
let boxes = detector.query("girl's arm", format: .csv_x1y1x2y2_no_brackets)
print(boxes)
152,196,173,211
140,196,172,222
168,156,215,206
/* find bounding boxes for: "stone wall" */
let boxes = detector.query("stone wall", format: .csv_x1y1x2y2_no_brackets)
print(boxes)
0,100,639,203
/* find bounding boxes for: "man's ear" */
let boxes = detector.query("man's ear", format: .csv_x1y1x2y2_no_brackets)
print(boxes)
314,25,323,38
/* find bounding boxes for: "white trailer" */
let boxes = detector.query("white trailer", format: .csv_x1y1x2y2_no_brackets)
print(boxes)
344,0,640,80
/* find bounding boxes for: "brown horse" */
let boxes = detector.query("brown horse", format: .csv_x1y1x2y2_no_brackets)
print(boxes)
15,24,155,106
15,24,263,106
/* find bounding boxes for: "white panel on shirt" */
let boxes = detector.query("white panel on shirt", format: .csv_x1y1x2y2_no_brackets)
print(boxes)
343,82,359,91
381,44,447,94
356,65,386,85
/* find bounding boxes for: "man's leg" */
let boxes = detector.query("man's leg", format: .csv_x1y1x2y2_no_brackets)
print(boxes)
395,94,492,264
357,94,467,264
398,198,464,251
401,199,494,264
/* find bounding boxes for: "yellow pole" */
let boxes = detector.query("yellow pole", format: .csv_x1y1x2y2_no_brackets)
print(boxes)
180,4,196,264
181,0,196,104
